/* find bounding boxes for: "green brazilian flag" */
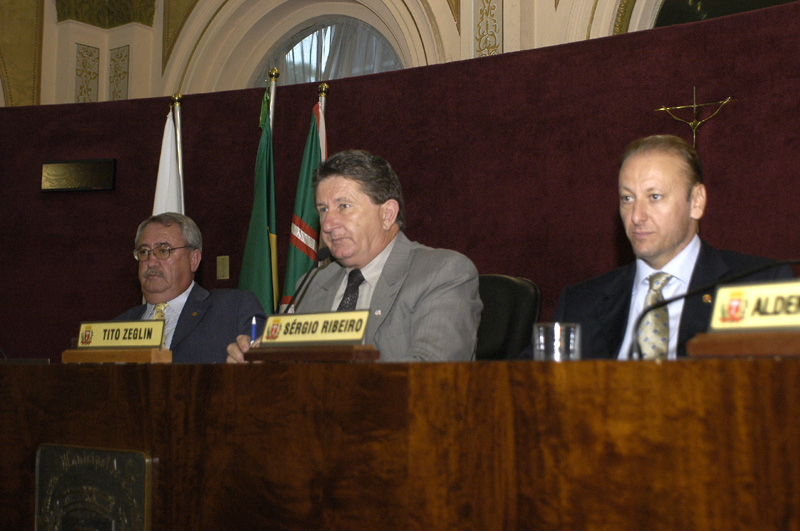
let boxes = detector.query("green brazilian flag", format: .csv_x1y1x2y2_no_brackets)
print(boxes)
238,90,279,313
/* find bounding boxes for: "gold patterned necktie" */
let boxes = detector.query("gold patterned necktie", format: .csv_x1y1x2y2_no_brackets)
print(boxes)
637,272,672,360
153,303,167,321
153,303,167,347
337,269,364,311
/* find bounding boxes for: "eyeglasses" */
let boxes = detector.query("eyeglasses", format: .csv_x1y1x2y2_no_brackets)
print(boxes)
133,245,190,262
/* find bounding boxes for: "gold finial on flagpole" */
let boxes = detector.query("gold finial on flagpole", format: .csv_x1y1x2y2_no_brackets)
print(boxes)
171,93,182,107
268,68,280,82
318,83,329,98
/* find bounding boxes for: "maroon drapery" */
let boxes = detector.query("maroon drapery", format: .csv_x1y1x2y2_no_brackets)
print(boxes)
1,3,799,360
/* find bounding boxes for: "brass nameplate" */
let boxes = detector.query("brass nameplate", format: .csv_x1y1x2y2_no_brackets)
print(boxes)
260,311,369,346
710,279,800,331
42,159,116,191
78,321,164,348
35,444,151,530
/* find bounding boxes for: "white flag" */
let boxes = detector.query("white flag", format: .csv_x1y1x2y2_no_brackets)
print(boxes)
153,110,184,214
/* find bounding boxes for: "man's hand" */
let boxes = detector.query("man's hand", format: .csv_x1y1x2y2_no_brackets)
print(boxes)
226,334,258,363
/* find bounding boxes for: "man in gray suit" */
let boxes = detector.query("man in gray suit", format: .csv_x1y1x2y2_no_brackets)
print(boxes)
228,150,482,362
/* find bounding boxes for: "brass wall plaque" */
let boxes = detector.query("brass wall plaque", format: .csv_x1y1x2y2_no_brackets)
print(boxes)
35,444,151,531
41,159,116,191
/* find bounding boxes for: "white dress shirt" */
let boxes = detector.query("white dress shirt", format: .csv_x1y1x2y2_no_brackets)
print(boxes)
143,281,194,349
331,237,397,311
617,235,701,360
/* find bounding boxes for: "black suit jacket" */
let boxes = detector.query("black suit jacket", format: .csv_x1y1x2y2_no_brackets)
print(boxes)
116,284,266,363
551,240,794,359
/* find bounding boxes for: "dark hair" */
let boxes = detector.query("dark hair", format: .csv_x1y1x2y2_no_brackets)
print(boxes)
620,134,704,190
135,212,202,251
313,150,406,230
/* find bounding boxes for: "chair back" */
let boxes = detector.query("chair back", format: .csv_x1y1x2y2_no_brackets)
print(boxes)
476,274,541,360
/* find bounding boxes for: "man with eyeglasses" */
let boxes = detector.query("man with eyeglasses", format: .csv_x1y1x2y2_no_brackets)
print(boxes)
116,212,266,363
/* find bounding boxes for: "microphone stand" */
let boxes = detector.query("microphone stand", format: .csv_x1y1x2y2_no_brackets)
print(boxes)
283,247,331,314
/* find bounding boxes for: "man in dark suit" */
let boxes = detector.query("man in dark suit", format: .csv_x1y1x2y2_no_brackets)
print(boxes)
117,213,265,363
542,135,793,360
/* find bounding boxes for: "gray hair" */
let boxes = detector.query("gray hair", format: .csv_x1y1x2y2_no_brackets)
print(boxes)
135,212,203,251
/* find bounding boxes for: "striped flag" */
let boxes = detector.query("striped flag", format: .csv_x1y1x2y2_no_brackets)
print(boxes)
280,95,327,312
238,86,279,313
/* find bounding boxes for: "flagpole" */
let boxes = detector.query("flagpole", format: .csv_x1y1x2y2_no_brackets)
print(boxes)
171,93,185,210
318,83,328,159
268,68,279,130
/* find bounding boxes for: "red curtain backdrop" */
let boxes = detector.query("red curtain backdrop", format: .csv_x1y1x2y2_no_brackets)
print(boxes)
1,3,799,360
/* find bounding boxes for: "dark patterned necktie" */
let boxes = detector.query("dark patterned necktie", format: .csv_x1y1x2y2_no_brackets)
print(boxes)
637,272,672,360
337,269,364,311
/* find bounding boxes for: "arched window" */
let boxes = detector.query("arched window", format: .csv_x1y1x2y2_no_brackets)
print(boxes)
260,16,403,86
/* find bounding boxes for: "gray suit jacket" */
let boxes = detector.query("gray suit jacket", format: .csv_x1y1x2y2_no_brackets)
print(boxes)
295,232,482,362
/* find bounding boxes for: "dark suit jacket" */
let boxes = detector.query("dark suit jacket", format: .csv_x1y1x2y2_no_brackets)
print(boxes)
551,240,794,359
116,283,266,363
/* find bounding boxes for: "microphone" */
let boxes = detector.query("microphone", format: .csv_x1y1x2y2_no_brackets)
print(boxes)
630,259,799,360
282,247,331,314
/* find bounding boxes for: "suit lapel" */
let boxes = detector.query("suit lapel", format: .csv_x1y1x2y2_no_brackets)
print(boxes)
678,240,727,355
365,233,411,342
597,264,636,359
171,284,211,349
131,305,147,320
316,266,346,312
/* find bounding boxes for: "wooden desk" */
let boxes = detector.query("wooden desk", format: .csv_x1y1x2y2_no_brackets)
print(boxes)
62,347,172,363
2,358,799,529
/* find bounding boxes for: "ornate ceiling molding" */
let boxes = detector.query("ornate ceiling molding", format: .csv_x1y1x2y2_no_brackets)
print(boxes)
55,0,155,29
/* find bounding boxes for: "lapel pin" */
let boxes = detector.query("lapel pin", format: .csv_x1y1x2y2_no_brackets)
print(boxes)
192,312,198,316
374,310,382,316
702,294,712,304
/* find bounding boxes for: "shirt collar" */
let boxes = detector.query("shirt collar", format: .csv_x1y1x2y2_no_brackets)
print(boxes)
635,234,701,287
146,281,195,315
351,235,397,288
